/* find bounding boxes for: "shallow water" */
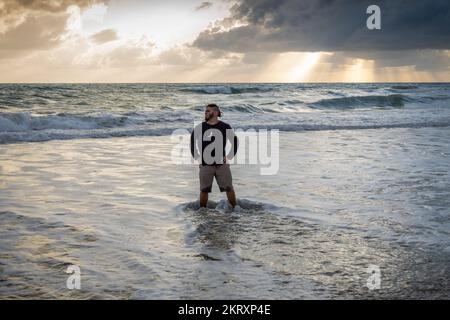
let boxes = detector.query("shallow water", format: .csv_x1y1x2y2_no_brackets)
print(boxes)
1,128,449,299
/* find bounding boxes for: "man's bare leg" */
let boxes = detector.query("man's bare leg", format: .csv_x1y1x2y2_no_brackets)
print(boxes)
226,191,237,208
199,191,208,207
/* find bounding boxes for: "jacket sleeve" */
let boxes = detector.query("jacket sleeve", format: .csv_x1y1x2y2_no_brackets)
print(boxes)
226,126,239,159
190,130,195,159
190,124,202,160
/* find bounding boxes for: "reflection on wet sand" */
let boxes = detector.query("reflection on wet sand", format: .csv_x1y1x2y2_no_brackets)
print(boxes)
182,200,450,299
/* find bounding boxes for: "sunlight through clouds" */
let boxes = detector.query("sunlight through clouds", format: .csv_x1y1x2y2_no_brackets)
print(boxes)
286,52,322,82
0,0,449,82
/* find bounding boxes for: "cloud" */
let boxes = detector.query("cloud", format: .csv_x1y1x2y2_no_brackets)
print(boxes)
1,0,105,12
157,44,242,69
0,0,107,28
1,0,448,81
0,0,108,57
193,0,450,53
195,1,213,11
357,50,450,71
158,45,203,66
320,49,450,72
0,12,68,51
96,38,156,68
90,28,119,44
240,51,275,65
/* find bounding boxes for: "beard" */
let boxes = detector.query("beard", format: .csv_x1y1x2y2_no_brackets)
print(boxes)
205,114,211,121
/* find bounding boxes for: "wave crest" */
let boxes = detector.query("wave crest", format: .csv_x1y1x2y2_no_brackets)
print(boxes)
311,94,407,109
0,112,138,132
180,85,274,95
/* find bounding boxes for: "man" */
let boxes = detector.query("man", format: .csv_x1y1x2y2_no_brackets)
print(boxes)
190,104,238,208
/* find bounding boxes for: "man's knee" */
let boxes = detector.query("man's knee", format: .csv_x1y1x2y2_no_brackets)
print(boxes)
200,186,212,193
219,186,234,192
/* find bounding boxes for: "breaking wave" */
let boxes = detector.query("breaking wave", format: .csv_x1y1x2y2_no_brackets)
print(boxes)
311,94,407,109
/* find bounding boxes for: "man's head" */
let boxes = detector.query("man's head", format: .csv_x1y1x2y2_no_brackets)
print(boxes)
204,103,221,121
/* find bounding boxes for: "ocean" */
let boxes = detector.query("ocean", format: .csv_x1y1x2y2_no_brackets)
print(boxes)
1,83,450,144
1,83,449,299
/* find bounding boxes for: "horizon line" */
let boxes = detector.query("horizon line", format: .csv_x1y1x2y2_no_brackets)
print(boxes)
1,81,450,85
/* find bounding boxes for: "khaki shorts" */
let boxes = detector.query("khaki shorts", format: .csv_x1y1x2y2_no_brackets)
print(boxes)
199,164,234,193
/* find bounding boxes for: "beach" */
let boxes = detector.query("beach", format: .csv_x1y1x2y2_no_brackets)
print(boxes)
1,124,449,299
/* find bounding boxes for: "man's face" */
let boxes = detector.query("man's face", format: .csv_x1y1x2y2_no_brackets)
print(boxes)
204,107,216,121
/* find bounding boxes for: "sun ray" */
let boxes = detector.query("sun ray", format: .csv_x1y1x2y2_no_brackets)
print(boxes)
286,52,322,82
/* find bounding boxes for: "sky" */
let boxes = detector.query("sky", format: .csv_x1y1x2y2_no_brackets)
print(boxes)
0,0,449,83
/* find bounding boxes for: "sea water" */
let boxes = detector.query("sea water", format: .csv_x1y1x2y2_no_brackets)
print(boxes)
1,83,449,298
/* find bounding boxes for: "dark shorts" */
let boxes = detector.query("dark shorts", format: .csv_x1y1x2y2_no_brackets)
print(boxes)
199,164,234,193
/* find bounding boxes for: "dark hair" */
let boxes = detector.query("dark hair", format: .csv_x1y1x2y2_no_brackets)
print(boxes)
206,103,221,117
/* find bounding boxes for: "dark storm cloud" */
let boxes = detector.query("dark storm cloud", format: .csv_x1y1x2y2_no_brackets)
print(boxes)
193,0,450,52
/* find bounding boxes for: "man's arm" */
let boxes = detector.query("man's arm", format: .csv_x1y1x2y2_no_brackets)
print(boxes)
191,123,202,160
190,130,196,159
226,126,238,160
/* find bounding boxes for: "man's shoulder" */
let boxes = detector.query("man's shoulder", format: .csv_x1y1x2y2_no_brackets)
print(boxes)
194,122,206,129
191,122,205,135
219,121,232,129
